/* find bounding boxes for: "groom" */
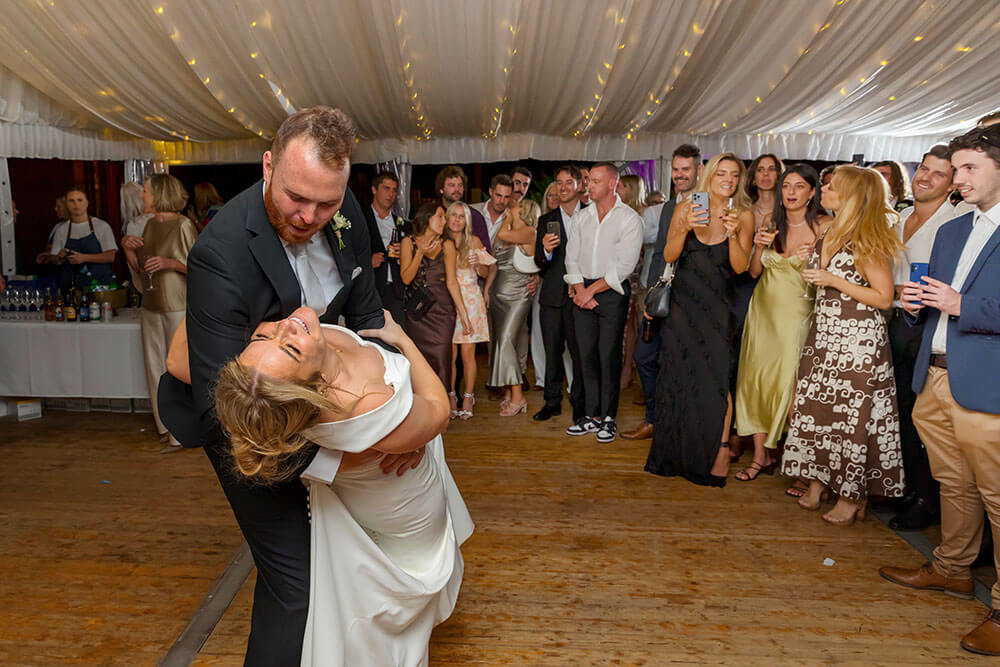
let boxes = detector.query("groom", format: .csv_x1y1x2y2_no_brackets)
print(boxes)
159,107,420,665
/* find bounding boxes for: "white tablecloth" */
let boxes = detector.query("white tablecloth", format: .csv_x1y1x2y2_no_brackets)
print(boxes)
0,309,148,398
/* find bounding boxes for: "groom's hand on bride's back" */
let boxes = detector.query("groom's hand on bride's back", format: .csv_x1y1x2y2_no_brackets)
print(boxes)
380,449,425,476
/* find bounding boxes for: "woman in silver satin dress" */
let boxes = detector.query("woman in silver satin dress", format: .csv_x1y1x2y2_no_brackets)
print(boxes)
485,198,539,416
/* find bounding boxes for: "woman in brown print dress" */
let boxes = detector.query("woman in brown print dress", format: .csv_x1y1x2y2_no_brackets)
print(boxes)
782,165,905,526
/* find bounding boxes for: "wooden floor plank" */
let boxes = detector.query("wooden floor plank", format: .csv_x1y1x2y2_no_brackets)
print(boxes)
2,389,995,665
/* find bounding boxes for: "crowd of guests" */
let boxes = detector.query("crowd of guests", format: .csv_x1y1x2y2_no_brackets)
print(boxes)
365,114,1000,653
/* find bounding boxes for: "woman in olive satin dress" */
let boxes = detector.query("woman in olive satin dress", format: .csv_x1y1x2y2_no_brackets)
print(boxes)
733,164,831,482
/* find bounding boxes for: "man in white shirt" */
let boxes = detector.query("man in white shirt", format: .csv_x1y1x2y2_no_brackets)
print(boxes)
881,125,1000,655
47,187,118,290
880,145,968,531
471,174,512,245
563,163,643,443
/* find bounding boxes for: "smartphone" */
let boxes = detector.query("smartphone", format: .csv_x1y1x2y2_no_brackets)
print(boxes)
851,153,865,166
690,191,709,224
910,262,929,305
546,220,560,237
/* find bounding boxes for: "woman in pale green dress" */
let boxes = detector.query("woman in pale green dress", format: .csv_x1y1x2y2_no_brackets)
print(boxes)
734,164,831,484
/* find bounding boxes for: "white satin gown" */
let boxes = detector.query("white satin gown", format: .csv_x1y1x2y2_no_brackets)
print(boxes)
299,325,474,666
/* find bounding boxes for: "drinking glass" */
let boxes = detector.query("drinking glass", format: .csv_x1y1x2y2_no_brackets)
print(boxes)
136,248,156,293
723,197,735,238
801,255,819,299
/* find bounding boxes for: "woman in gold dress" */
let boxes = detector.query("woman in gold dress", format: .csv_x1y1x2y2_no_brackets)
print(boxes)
733,164,830,482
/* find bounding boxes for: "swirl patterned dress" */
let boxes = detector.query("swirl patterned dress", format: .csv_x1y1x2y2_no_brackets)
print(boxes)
780,242,904,500
453,263,489,344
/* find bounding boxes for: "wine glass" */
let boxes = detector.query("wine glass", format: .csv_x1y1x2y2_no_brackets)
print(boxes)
723,197,736,238
801,254,819,299
136,248,157,293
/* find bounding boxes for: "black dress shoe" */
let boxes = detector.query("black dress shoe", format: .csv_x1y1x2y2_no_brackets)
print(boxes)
888,497,940,531
532,404,562,421
873,490,917,514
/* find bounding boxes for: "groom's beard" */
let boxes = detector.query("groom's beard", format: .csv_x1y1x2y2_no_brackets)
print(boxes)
265,182,326,245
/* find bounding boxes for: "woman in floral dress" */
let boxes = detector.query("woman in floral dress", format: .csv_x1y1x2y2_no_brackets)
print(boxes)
782,165,905,526
446,202,493,419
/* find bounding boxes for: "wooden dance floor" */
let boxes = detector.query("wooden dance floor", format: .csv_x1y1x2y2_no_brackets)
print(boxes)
0,387,994,665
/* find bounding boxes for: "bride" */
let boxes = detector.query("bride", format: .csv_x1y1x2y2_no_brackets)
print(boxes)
170,307,473,666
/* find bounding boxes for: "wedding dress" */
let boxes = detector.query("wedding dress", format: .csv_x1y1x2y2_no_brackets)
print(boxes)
299,325,474,666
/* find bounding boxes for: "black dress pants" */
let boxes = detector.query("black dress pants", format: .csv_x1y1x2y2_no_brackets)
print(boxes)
203,440,311,666
539,300,585,420
572,281,630,419
889,308,939,508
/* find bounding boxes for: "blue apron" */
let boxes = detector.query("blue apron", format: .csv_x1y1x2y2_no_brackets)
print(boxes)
58,218,116,291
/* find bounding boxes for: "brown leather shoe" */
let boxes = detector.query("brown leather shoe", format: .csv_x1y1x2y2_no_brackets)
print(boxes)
620,422,653,440
961,610,1000,655
878,562,974,599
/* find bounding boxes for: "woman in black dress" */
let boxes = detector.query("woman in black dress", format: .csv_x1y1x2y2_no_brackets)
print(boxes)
645,153,754,486
400,203,471,389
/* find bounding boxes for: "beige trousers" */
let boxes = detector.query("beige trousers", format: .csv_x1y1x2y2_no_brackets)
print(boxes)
914,366,1000,604
140,308,185,444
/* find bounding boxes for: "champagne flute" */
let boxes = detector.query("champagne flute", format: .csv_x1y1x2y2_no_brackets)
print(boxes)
136,248,156,293
723,197,735,238
801,254,819,299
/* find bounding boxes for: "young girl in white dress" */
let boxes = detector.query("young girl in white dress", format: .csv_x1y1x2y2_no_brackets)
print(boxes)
209,307,474,666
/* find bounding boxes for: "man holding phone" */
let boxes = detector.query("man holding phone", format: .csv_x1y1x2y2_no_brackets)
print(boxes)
532,165,587,422
880,145,973,531
880,126,1000,655
622,144,701,440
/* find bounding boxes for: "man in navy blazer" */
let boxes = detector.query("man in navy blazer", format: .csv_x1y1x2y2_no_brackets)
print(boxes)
879,125,1000,656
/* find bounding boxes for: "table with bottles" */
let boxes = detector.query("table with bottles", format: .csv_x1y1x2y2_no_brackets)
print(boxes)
0,287,148,399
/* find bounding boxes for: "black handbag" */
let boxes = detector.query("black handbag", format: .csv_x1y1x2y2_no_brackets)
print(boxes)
404,262,436,321
643,264,674,319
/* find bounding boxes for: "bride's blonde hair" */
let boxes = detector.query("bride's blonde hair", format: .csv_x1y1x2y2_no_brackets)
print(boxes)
824,165,902,265
214,359,348,484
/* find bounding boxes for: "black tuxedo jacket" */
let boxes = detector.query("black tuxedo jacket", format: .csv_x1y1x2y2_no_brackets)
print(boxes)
158,180,384,456
361,203,408,307
534,203,588,308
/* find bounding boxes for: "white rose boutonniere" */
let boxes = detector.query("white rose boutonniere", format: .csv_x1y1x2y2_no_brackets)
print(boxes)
331,211,352,250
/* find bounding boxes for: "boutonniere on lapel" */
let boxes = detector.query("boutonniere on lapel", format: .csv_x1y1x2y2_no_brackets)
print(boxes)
394,216,405,230
330,211,352,250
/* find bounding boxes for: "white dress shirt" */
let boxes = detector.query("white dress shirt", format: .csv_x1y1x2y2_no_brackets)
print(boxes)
891,200,970,307
476,203,507,244
931,202,1000,354
543,200,582,262
261,182,345,485
563,195,644,294
372,205,395,250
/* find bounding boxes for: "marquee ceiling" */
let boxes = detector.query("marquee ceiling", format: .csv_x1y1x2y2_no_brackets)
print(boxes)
0,0,996,163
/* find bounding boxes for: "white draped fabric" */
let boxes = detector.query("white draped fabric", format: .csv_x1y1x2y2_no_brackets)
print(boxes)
0,0,996,164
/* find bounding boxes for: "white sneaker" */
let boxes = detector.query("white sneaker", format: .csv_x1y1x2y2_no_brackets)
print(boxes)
596,418,617,443
566,417,599,436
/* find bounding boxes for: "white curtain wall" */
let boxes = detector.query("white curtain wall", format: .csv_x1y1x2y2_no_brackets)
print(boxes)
0,0,996,165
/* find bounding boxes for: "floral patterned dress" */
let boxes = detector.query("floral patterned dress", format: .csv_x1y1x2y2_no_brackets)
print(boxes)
453,263,489,344
781,241,904,500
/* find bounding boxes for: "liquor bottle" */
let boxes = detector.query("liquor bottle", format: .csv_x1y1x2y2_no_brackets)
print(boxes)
54,290,65,321
79,293,90,322
64,291,77,322
44,288,55,321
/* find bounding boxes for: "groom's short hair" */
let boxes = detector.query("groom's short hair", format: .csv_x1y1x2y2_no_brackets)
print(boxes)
270,106,357,169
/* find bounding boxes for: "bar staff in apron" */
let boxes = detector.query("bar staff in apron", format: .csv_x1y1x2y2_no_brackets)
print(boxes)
48,187,118,291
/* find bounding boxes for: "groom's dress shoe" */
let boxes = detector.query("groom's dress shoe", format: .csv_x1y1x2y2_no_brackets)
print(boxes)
962,610,1000,655
878,562,974,599
532,404,561,422
888,497,939,531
